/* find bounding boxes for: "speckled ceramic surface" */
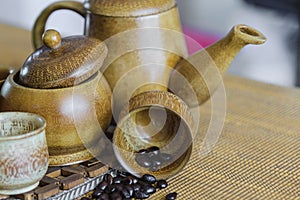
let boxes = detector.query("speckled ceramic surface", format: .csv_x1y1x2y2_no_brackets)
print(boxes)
113,91,194,179
0,112,48,195
32,0,187,117
88,0,176,17
20,29,107,89
0,71,112,166
169,24,266,107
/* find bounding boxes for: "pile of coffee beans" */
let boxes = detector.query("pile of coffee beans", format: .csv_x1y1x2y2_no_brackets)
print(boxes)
81,170,177,200
135,146,173,172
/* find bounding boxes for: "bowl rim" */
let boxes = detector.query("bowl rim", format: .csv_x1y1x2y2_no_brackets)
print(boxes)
5,70,103,91
112,90,194,178
0,111,46,141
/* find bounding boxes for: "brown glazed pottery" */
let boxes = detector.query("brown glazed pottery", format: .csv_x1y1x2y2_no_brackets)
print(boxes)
31,1,267,178
31,1,267,109
0,112,48,195
0,30,112,166
113,90,194,179
32,0,187,115
169,24,267,107
20,29,107,89
0,71,112,166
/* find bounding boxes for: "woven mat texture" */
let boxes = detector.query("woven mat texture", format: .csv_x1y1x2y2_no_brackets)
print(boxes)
152,76,300,200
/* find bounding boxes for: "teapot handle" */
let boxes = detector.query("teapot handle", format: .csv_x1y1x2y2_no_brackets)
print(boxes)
32,1,86,49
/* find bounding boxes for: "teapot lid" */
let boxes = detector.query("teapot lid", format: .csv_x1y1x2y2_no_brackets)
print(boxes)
86,0,176,17
19,29,107,89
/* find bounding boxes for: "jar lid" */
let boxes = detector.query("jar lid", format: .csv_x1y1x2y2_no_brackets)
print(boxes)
19,29,107,89
86,0,176,17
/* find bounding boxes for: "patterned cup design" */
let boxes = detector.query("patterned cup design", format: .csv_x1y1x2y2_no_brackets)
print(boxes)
0,112,49,195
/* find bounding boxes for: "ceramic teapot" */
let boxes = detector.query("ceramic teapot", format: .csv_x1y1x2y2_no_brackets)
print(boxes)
32,0,266,113
31,0,267,178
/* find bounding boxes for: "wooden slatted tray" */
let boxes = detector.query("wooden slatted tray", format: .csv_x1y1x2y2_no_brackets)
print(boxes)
0,159,111,200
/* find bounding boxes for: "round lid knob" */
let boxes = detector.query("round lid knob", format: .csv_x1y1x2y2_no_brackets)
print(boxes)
19,29,107,89
43,29,62,49
87,0,176,17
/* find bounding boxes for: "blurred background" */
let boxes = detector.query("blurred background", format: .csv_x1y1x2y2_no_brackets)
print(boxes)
0,0,299,87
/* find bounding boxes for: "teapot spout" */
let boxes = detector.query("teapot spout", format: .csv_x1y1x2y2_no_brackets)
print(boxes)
169,24,266,107
206,24,266,74
232,24,267,45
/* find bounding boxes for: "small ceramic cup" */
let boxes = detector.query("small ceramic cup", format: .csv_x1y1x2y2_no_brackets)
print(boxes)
0,112,48,195
113,91,195,179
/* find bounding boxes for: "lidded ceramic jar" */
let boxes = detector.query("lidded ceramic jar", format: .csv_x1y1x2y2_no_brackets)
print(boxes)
19,29,107,89
0,30,112,166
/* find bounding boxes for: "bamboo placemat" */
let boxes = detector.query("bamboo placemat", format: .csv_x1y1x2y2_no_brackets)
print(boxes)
151,76,300,200
0,23,299,199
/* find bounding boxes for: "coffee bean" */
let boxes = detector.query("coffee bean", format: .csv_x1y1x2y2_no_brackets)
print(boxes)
135,146,175,172
110,191,122,200
147,151,158,159
91,169,174,200
114,183,124,191
96,181,109,191
156,179,168,189
134,190,150,199
133,183,142,192
103,174,113,185
113,176,123,184
137,149,148,154
143,184,156,194
153,159,162,166
160,153,172,162
147,146,160,155
98,193,109,200
92,188,103,198
120,187,131,199
166,192,177,200
135,154,152,168
118,171,131,177
142,174,156,184
150,162,159,172
125,185,134,197
80,197,91,200
123,175,138,185
106,184,116,193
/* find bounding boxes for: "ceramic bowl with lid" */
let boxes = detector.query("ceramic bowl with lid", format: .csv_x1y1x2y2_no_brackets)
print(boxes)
0,30,112,166
19,29,107,89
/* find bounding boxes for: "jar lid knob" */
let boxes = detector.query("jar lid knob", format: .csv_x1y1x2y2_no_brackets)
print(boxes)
42,29,61,49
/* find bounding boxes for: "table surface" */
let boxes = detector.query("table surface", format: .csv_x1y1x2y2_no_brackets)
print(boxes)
0,23,299,200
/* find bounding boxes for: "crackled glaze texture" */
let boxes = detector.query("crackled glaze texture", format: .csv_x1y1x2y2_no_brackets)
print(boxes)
0,112,48,195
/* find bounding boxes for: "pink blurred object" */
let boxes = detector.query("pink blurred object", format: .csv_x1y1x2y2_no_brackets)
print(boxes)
182,26,220,55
